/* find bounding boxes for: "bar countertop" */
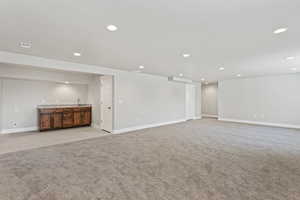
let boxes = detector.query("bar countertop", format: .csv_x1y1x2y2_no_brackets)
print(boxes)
37,104,92,109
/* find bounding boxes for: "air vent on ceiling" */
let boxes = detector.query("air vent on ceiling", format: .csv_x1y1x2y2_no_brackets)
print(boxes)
168,76,193,84
20,42,32,49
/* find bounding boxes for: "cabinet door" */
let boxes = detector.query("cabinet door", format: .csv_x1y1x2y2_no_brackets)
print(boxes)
82,111,91,125
73,112,81,126
63,112,74,128
40,114,51,130
84,111,91,125
52,113,62,129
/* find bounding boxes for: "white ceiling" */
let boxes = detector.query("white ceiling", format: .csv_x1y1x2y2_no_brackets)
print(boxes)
0,0,299,82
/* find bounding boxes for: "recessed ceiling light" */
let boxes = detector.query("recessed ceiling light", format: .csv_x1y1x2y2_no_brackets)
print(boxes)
179,73,183,77
73,52,81,57
201,78,205,81
273,27,288,34
106,25,118,32
139,65,145,69
286,56,295,60
182,53,191,58
20,42,32,49
237,74,241,77
291,67,297,71
64,81,70,84
219,67,225,71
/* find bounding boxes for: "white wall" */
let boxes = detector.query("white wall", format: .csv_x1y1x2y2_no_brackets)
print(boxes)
0,63,95,133
0,78,88,132
114,72,186,131
202,83,218,117
0,51,201,133
0,63,93,84
218,74,300,128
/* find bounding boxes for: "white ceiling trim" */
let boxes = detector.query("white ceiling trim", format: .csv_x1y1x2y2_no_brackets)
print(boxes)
0,51,119,76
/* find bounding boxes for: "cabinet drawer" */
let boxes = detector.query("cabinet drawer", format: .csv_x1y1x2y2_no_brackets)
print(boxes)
73,108,81,112
39,109,55,114
81,107,91,111
39,108,63,113
63,108,73,113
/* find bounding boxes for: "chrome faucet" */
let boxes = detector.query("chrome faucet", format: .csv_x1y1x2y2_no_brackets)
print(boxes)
77,98,81,105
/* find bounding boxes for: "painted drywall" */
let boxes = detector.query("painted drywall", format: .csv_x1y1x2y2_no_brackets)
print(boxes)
0,63,93,84
202,83,218,117
1,78,88,131
218,74,300,127
0,63,101,132
0,51,200,132
114,72,186,130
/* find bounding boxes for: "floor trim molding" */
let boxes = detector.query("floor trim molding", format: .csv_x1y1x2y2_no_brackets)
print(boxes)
219,118,300,129
113,119,187,134
193,116,202,120
202,114,218,118
1,127,38,134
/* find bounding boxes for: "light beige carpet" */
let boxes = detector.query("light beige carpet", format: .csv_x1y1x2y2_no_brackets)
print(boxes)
0,119,300,200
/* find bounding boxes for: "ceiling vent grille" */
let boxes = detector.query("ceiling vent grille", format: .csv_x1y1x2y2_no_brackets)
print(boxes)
168,76,193,84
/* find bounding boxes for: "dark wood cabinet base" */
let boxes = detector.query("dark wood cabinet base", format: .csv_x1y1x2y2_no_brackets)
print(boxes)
38,106,92,131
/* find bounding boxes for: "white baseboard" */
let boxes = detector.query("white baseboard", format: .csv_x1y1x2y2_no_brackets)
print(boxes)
113,119,187,134
202,114,218,118
185,116,202,120
193,116,202,120
219,118,300,129
1,126,38,134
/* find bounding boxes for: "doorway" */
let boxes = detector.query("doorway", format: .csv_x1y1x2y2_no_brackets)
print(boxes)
201,83,218,118
100,75,114,133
